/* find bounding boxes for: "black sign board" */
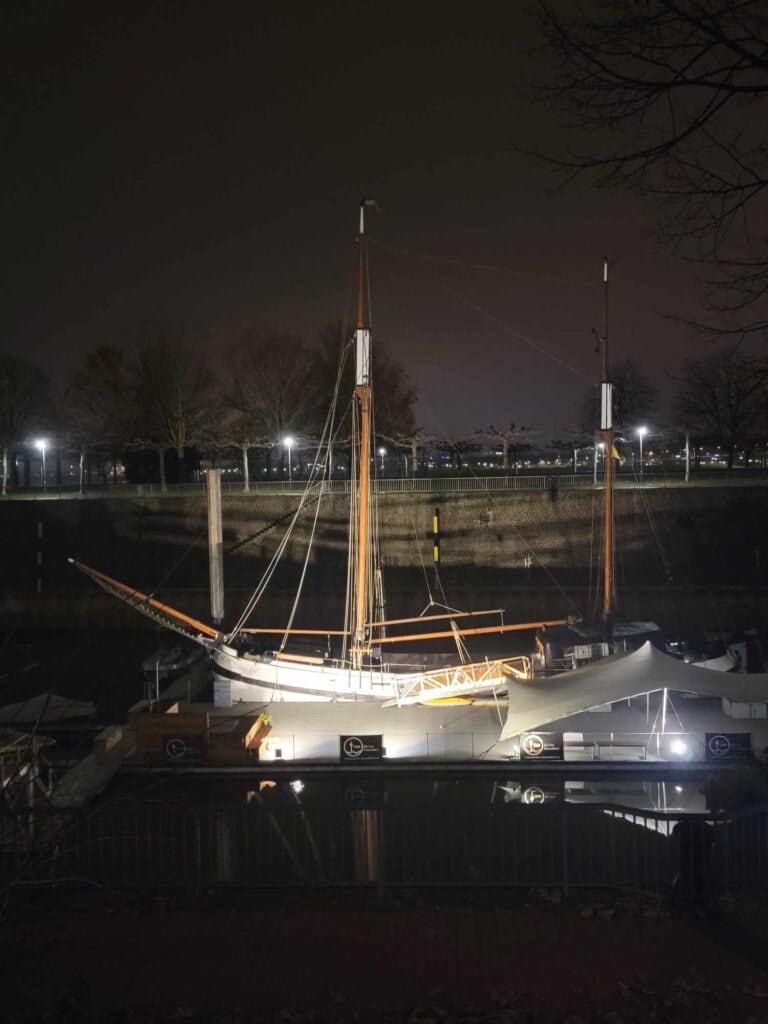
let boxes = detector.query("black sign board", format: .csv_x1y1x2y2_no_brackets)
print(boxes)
339,734,384,763
705,732,752,761
519,731,564,761
163,735,204,762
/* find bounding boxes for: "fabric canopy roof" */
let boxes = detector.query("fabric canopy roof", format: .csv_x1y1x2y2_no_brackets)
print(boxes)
500,641,768,741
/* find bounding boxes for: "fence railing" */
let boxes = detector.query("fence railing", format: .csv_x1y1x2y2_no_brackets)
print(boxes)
5,469,768,500
4,800,767,896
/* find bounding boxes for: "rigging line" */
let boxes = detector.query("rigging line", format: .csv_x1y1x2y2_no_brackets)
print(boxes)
368,236,601,289
409,504,435,606
280,466,327,651
146,524,209,600
439,284,584,376
231,329,351,634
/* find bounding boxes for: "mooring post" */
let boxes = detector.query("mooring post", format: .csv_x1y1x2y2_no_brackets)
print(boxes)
207,469,224,626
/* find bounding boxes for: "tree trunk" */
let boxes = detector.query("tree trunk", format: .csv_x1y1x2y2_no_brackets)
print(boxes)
502,440,510,471
176,446,184,483
79,450,85,495
112,455,117,484
158,448,167,493
727,445,735,470
1,446,7,496
410,442,418,478
242,444,250,492
55,451,63,488
23,455,31,487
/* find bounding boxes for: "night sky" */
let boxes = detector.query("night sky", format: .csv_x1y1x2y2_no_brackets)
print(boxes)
2,1,706,435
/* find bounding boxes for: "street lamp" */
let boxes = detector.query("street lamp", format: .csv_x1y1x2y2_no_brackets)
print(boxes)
35,438,48,494
378,447,386,472
637,426,648,481
283,436,294,483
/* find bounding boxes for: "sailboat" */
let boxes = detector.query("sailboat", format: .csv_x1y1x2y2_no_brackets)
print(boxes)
71,201,573,706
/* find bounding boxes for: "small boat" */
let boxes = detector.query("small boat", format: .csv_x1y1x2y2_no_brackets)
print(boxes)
141,646,203,681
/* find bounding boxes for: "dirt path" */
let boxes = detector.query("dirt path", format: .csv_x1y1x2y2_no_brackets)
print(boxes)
5,890,768,1021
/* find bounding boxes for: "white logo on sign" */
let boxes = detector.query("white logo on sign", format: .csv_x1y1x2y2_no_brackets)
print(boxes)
522,734,545,757
166,738,187,759
708,734,731,756
343,736,364,758
523,786,546,804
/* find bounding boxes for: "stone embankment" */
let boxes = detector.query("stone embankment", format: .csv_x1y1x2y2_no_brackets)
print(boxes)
2,486,767,632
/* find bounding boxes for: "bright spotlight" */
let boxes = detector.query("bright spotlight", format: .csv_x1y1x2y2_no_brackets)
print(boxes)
290,779,304,794
670,739,687,756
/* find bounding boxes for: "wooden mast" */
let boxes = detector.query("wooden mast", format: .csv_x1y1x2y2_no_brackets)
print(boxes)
600,258,614,635
352,200,375,667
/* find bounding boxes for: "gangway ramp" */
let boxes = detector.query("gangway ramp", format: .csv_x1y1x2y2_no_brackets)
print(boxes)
381,656,530,708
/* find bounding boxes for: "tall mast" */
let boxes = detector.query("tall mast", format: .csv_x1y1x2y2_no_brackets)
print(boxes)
352,199,375,667
600,257,614,635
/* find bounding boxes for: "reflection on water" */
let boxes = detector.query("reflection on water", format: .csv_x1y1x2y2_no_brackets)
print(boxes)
3,770,767,896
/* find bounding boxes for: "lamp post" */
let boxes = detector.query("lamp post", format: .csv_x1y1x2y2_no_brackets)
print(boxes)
35,438,48,494
378,447,386,472
283,436,294,483
637,426,647,482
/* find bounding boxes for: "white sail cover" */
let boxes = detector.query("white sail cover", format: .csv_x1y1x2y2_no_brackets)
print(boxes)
501,641,768,740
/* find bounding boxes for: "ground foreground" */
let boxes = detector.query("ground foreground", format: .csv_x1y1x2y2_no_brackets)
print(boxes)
4,888,768,1022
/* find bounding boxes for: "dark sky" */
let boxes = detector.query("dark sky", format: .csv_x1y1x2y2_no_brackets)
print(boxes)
1,0,706,435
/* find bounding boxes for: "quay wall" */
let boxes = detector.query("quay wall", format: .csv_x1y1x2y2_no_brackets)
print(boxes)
2,486,767,632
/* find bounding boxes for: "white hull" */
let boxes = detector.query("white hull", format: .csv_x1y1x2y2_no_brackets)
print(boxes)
212,644,402,706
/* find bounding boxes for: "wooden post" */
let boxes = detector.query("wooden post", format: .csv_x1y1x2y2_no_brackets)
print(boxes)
207,469,224,626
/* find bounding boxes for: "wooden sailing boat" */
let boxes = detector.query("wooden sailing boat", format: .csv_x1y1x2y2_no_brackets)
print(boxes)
72,201,573,705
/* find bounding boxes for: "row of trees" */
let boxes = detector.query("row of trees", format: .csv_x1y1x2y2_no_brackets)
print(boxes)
0,321,419,493
3,327,768,489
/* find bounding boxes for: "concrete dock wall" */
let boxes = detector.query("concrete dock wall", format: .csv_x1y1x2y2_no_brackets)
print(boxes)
2,486,767,632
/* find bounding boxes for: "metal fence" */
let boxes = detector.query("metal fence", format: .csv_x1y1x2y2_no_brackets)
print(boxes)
5,469,768,500
3,800,767,896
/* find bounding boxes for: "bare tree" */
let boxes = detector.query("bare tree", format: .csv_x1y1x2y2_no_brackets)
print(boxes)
136,330,218,487
61,345,135,491
486,423,536,472
0,354,47,495
672,347,768,467
219,411,268,492
225,326,321,444
526,1,768,333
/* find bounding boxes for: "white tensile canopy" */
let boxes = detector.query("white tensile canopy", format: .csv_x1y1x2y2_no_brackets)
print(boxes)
500,641,768,741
